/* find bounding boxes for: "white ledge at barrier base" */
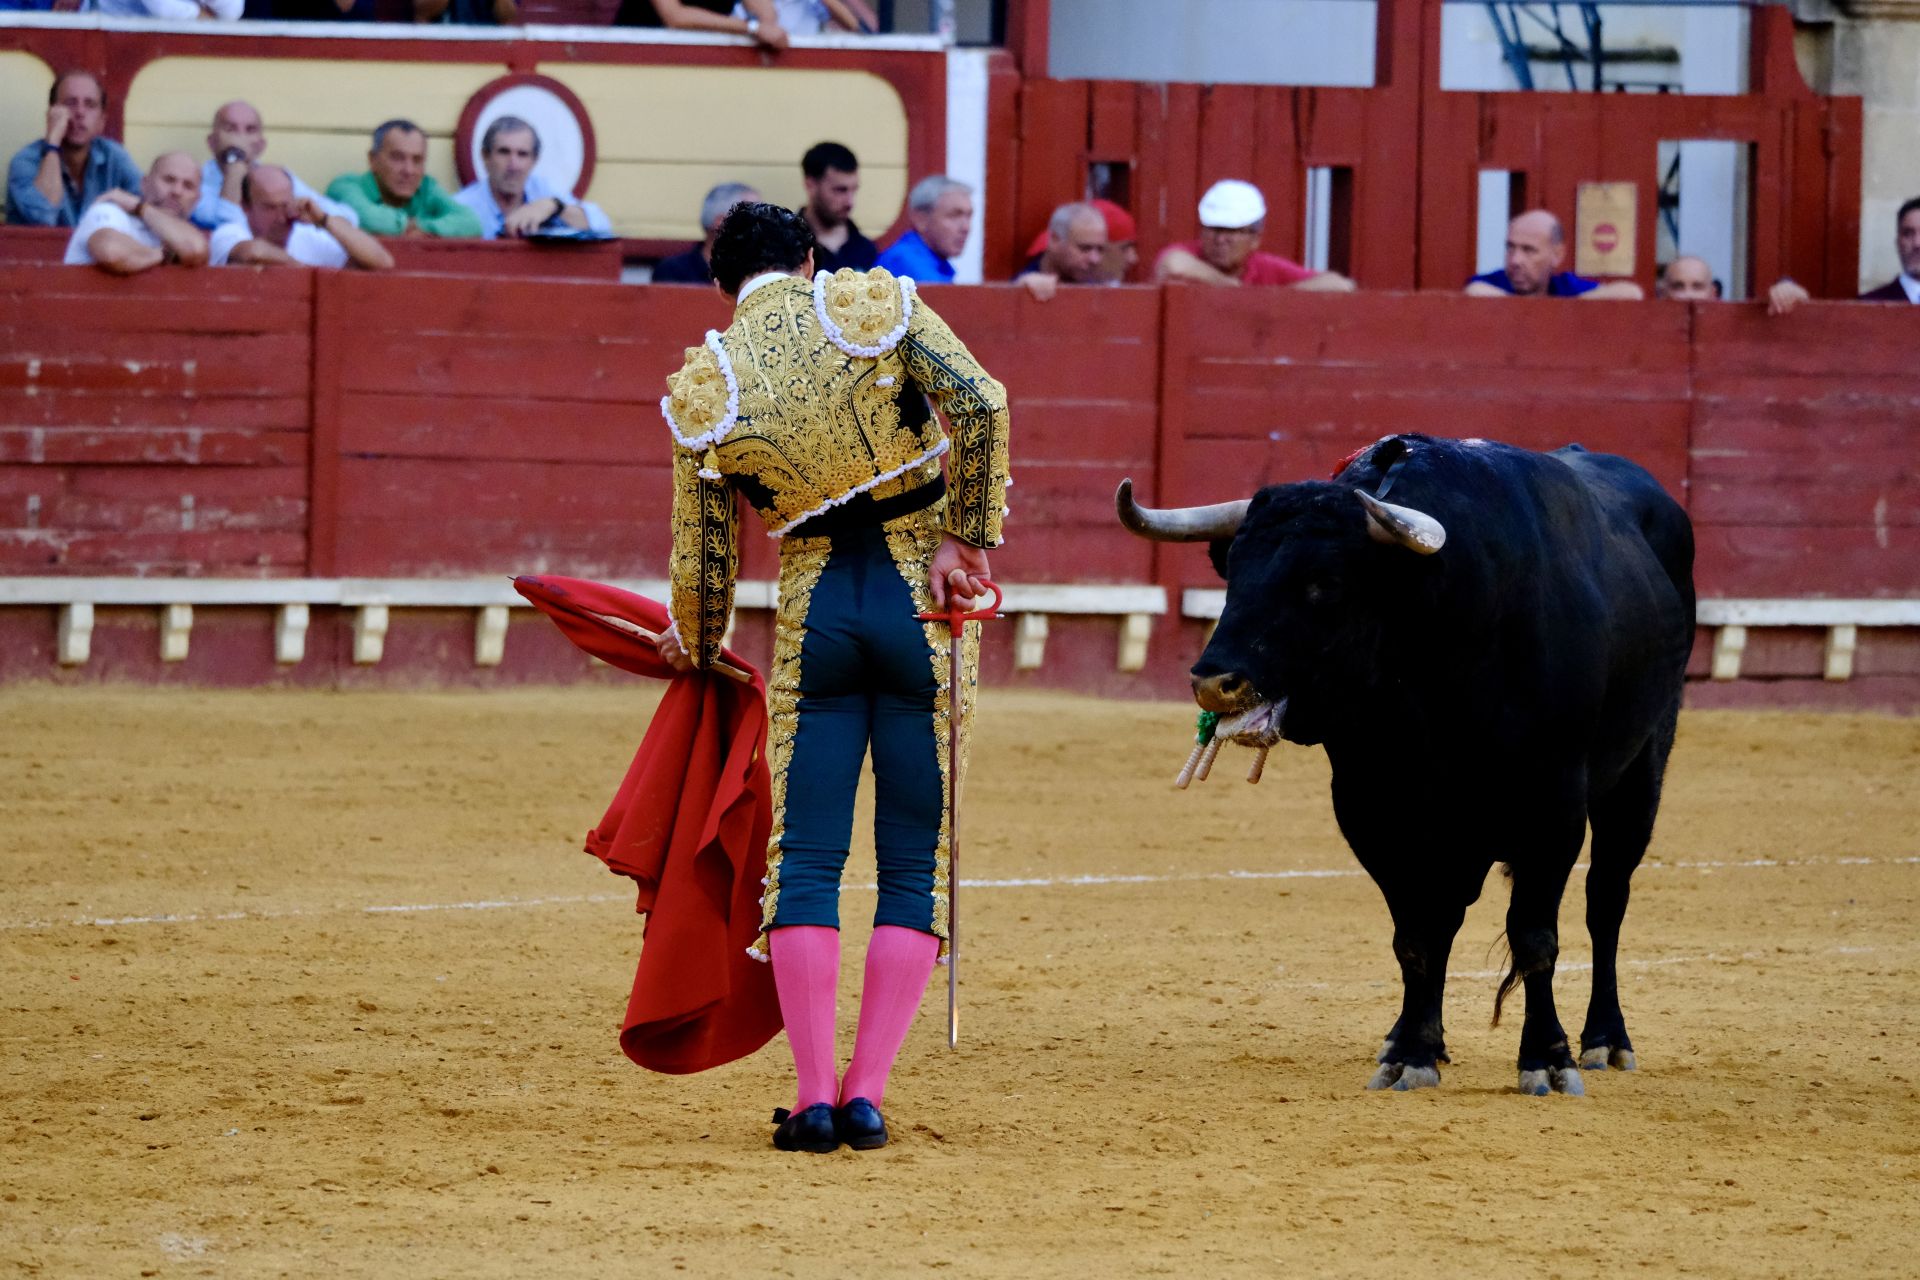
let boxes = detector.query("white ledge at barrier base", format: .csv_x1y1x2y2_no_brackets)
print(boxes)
0,578,1167,674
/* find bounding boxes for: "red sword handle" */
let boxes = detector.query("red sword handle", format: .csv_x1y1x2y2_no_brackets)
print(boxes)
915,577,1004,628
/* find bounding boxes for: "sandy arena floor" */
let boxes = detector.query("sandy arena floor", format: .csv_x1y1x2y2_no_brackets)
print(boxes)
1,686,1916,1278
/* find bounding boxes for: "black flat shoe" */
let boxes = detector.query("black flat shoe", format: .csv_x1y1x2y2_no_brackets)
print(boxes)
771,1103,838,1153
834,1097,888,1150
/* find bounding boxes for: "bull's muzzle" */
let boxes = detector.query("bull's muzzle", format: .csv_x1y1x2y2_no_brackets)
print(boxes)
1192,670,1259,714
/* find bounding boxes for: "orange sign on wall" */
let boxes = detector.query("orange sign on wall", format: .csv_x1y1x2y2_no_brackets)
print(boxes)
1575,182,1638,278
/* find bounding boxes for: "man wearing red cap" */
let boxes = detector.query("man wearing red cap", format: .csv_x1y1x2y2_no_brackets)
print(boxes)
1014,198,1140,300
1155,178,1353,290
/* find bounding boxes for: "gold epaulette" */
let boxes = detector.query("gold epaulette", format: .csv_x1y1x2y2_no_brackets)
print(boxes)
813,267,915,358
660,334,739,458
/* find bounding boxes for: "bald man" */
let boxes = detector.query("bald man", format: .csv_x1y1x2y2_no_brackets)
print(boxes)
1657,254,1810,316
1015,202,1108,301
195,100,356,232
64,151,208,275
1465,210,1643,300
210,166,393,272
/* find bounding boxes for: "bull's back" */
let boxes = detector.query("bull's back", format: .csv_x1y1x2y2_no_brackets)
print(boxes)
1551,446,1695,628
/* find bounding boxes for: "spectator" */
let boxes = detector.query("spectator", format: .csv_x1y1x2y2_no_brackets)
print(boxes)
1658,254,1810,317
7,71,140,228
326,120,481,239
269,0,378,17
63,152,208,276
1155,179,1354,291
415,0,518,22
1464,209,1642,300
654,181,760,284
1015,202,1107,302
94,0,242,16
755,0,876,34
453,117,612,240
1858,197,1919,303
615,0,789,50
875,175,971,284
1090,198,1139,282
209,165,393,271
195,100,357,232
799,141,877,273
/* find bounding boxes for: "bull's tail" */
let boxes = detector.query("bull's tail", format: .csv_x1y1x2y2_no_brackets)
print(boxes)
1491,959,1521,1028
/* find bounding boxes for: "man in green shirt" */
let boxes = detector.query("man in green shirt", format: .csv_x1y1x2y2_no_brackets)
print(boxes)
326,119,481,239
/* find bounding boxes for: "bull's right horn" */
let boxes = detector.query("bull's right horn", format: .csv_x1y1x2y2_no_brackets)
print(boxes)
1115,478,1251,543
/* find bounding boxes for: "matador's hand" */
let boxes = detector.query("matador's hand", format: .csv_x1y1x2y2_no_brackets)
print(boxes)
929,534,989,611
656,624,696,673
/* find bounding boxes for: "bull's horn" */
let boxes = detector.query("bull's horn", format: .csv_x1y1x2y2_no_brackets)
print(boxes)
1358,491,1446,554
1116,478,1251,543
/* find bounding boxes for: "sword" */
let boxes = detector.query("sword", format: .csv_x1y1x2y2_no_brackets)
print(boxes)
916,577,1003,1048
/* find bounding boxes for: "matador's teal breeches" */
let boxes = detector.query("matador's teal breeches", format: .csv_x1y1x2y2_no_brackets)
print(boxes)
748,508,977,962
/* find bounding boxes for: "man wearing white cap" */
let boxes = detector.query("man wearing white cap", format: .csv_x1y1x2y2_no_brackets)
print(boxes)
1154,179,1354,290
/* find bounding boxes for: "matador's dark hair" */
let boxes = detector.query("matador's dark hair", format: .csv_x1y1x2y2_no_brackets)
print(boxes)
709,202,816,297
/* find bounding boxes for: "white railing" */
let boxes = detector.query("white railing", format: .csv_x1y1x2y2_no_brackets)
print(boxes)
0,577,1167,673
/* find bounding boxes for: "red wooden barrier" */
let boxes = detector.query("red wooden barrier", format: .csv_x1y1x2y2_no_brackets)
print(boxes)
0,267,312,576
311,273,728,579
1689,304,1920,598
918,284,1161,585
2,267,1916,701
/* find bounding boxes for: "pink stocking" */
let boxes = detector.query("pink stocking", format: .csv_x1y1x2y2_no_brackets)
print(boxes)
839,926,940,1107
769,926,841,1111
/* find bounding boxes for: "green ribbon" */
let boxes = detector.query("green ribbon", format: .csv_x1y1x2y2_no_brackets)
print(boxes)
1194,710,1219,745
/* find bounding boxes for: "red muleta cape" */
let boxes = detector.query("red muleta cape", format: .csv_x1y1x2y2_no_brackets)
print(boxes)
513,575,781,1074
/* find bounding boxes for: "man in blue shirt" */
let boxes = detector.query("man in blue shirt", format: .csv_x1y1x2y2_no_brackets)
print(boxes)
1464,209,1642,300
452,116,612,240
7,70,142,228
875,175,972,284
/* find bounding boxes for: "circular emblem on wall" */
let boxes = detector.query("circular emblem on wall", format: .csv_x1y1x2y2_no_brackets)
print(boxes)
454,73,597,198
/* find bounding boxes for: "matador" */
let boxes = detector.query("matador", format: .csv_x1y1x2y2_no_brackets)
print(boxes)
656,203,1011,1153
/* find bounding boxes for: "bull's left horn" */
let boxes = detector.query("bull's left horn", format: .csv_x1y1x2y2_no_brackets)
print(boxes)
1116,478,1251,543
1358,491,1446,554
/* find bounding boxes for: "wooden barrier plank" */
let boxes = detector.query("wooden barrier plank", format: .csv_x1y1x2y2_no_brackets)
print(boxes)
0,529,309,574
0,339,311,397
0,392,311,431
1692,304,1920,377
1691,478,1920,529
0,294,312,336
0,427,310,468
1168,291,1692,372
1694,525,1920,598
337,394,666,465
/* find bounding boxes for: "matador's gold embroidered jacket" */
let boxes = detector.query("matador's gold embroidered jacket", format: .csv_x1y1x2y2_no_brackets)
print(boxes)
662,267,1011,667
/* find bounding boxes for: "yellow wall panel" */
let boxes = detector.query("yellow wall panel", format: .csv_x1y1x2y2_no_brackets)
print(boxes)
1,54,56,154
540,63,908,240
116,57,910,240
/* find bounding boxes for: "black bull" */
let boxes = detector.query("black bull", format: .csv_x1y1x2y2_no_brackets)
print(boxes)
1120,434,1695,1095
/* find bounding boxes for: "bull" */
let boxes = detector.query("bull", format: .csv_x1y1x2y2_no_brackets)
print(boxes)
1119,434,1694,1095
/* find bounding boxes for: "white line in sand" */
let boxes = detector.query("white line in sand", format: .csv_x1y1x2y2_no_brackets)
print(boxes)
2,854,1913,933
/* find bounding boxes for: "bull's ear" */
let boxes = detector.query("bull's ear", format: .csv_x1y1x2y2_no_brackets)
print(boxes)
1208,538,1232,579
1358,492,1446,555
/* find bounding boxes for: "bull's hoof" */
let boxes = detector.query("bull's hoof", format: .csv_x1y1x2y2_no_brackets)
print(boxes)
1367,1062,1441,1091
1578,1046,1637,1072
1517,1067,1586,1096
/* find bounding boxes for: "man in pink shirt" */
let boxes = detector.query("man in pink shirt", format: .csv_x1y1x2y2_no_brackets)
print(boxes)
1154,179,1354,290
